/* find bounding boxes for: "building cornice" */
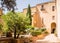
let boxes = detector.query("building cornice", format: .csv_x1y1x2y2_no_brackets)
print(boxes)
36,1,55,6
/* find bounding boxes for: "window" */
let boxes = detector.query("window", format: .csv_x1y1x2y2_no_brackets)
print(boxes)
52,6,55,11
41,5,45,11
52,16,55,20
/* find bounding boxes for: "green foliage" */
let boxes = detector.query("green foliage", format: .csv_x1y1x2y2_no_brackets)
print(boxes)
2,15,10,32
0,24,3,31
2,11,30,38
31,31,41,36
27,4,32,25
1,0,16,12
30,28,47,36
40,28,46,32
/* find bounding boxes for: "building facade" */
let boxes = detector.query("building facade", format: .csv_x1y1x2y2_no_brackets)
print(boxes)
56,0,60,38
36,1,56,33
23,0,56,33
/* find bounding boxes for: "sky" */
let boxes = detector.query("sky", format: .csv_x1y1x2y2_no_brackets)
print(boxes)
0,0,52,13
16,0,51,12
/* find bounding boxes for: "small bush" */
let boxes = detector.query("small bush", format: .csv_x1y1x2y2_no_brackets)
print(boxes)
31,31,41,36
31,28,47,36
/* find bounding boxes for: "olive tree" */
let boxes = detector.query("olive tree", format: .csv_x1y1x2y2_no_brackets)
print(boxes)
2,12,30,38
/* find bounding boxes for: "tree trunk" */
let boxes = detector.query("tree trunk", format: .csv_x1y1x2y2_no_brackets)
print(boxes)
14,27,16,38
17,33,19,38
17,31,20,38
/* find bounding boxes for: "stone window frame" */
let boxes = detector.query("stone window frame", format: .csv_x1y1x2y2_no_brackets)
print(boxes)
52,16,55,20
52,6,55,11
41,5,45,11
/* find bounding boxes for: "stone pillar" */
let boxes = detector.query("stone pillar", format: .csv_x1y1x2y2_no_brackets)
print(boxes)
56,0,60,38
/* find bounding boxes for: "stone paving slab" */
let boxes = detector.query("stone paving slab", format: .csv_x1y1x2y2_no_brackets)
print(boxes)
36,41,60,43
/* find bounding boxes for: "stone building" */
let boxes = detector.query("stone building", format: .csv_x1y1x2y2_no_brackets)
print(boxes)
56,0,60,38
23,0,56,33
36,0,56,33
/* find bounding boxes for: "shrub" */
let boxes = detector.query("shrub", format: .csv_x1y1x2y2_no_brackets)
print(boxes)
31,31,41,36
31,28,47,36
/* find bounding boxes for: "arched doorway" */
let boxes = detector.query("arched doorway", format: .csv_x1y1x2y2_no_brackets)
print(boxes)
51,22,56,33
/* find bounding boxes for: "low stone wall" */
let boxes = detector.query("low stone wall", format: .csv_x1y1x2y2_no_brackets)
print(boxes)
0,37,32,43
0,37,13,43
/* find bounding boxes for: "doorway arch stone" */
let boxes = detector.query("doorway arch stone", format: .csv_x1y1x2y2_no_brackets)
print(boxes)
51,22,56,33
